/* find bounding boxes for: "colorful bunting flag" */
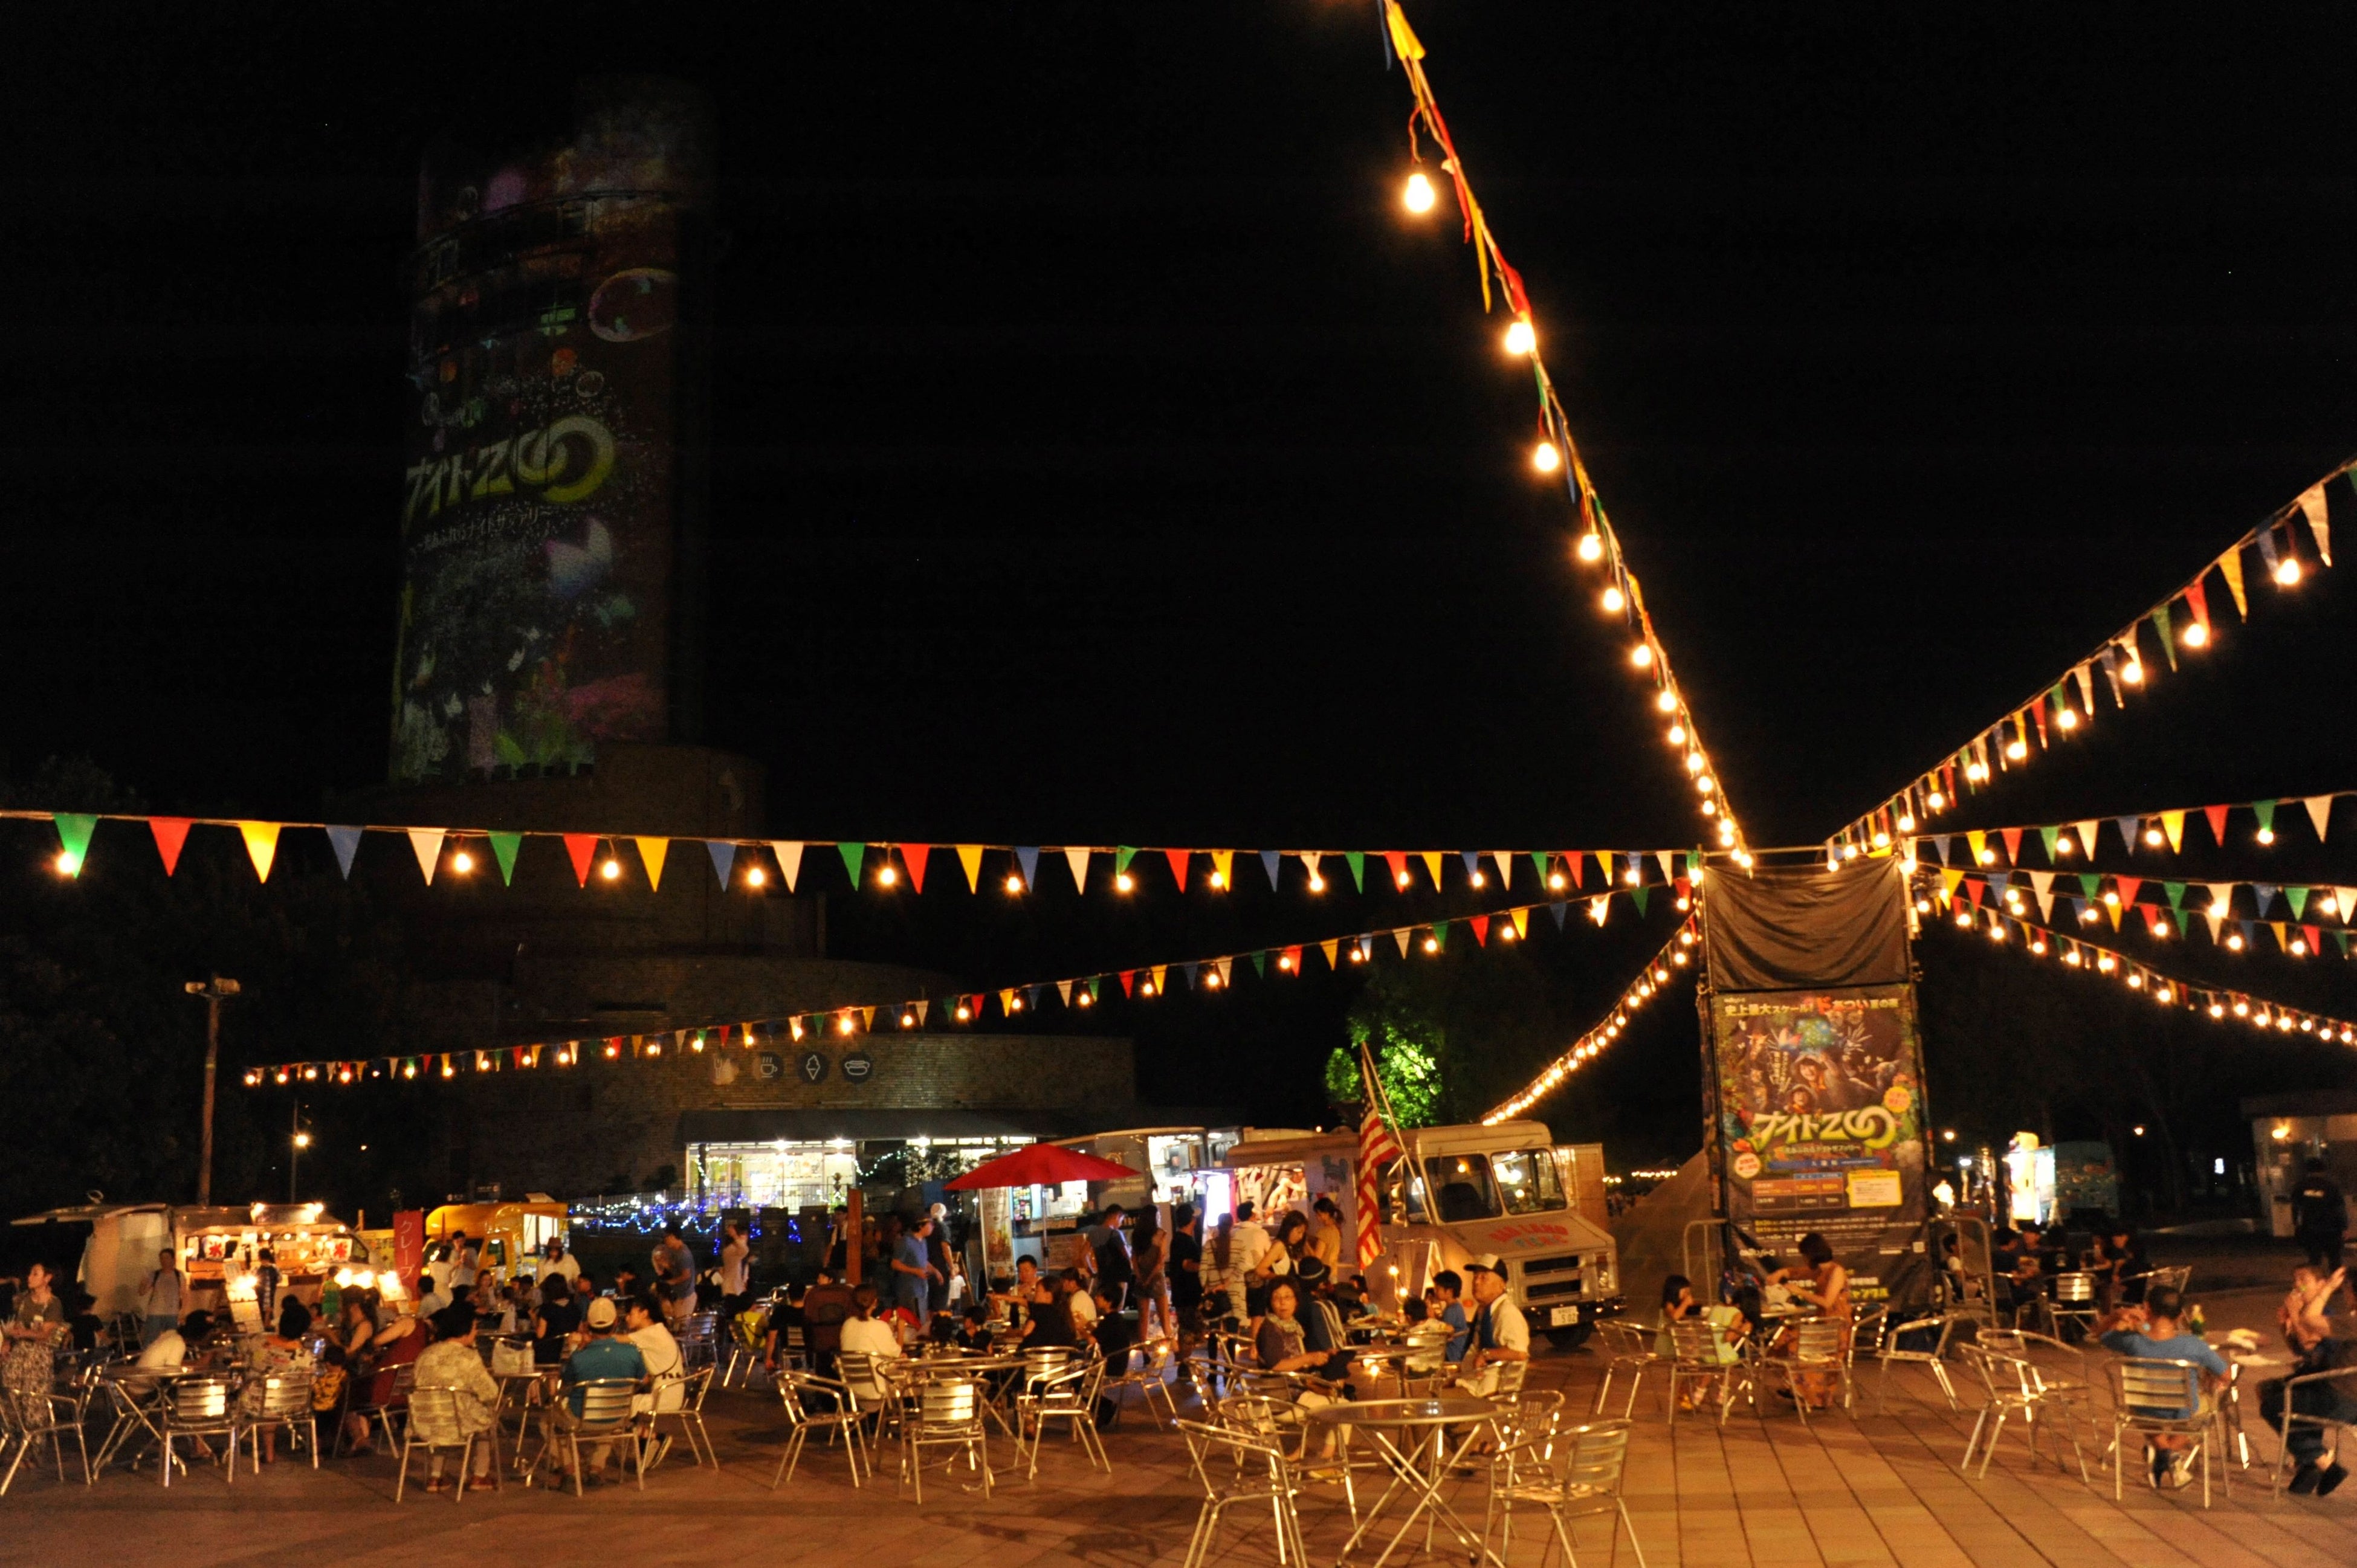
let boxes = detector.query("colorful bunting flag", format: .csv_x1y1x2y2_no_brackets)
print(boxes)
239,822,280,882
958,844,985,892
407,827,446,884
837,842,865,888
639,837,671,891
490,832,522,885
899,844,930,893
565,834,598,887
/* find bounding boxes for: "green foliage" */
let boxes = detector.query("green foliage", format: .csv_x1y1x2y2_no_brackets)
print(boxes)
1336,982,1450,1127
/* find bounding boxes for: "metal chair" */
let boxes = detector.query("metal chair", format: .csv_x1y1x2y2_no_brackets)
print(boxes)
1,1386,91,1494
337,1358,418,1456
1759,1319,1851,1424
236,1373,319,1473
2049,1273,2101,1342
1106,1337,1182,1428
2108,1357,2224,1506
1958,1344,2088,1483
1591,1320,1664,1417
1177,1419,1308,1568
2267,1362,2357,1498
1018,1359,1108,1479
1873,1312,1962,1413
547,1378,645,1495
1484,1416,1649,1568
392,1386,502,1503
899,1377,991,1501
157,1374,240,1488
772,1369,869,1489
677,1313,720,1373
645,1365,717,1469
1664,1317,1748,1427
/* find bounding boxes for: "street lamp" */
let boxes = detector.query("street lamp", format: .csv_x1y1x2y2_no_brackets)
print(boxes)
184,976,242,1205
290,1111,312,1204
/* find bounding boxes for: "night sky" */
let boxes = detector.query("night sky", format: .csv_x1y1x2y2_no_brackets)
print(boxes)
5,4,2355,1160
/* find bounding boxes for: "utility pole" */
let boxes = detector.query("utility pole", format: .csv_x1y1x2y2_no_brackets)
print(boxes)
184,976,242,1205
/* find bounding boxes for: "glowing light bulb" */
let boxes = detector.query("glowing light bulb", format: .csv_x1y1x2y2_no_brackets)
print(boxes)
1927,790,1946,810
1114,871,1134,892
878,864,899,887
2324,896,2341,917
1395,869,1412,888
2293,937,2310,957
1576,532,1603,563
2278,557,2303,586
1204,971,1222,989
2080,906,2098,924
2208,1002,2225,1018
1954,911,1973,928
1503,318,1536,355
2121,660,2143,686
1601,586,1625,613
1548,871,1565,891
900,1011,916,1028
1470,870,1487,889
838,1014,856,1034
451,850,474,874
2141,826,2162,847
1499,924,1516,942
1624,868,1640,886
1005,873,1024,893
2058,835,2077,856
1630,644,1653,668
1977,848,1996,866
1402,170,1437,213
2005,738,2028,761
2030,938,2048,954
600,857,621,881
1307,873,1326,892
2064,950,2082,966
54,850,78,877
2258,827,2276,845
955,1004,972,1021
1916,897,1933,913
1423,937,1439,953
1896,814,1916,832
1701,799,1717,816
2227,932,2245,950
1667,724,1687,744
2058,708,2079,731
2126,971,2142,988
746,865,766,888
2158,987,2174,1004
2182,619,2208,647
1078,992,1094,1008
1654,689,1677,714
1531,440,1562,474
2102,889,2120,907
1350,945,1366,961
2233,999,2249,1016
1209,869,1227,889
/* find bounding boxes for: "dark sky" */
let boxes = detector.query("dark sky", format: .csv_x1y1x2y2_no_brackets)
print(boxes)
4,4,2355,1150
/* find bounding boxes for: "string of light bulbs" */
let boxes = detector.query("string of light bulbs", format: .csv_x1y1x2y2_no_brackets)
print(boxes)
239,880,1690,1089
1908,790,2348,871
1922,865,2357,956
1832,459,2348,857
1481,920,1700,1124
1378,0,1753,866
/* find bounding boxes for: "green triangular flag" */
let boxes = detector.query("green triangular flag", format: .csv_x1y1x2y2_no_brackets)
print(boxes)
2078,874,2101,900
2152,605,2176,670
1085,977,1101,1001
1431,921,1449,952
487,832,522,886
2255,800,2278,835
2338,931,2353,957
51,813,97,877
1686,850,1702,874
1632,886,1649,915
2288,886,2310,919
2038,825,2060,860
838,842,866,886
1115,846,1137,874
1250,952,1267,977
1345,851,1366,892
2164,882,2186,912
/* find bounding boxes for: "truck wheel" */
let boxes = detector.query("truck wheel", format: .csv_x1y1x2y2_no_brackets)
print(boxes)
1545,1324,1594,1350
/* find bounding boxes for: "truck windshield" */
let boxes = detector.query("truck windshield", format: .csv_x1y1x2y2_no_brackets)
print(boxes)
1423,1150,1564,1221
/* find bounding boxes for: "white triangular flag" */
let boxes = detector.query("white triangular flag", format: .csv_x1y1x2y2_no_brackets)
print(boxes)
1302,851,1324,886
1214,957,1232,985
2204,910,2226,943
1391,928,1411,958
2298,483,2333,566
2074,820,2103,859
1658,851,1678,885
2337,888,2357,926
1064,847,1091,892
2207,883,2236,917
770,842,805,892
1492,851,1513,889
2072,663,2095,717
2305,795,2333,842
407,827,445,883
2028,871,2055,922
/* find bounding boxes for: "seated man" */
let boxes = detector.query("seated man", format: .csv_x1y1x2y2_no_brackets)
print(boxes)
1431,1271,1472,1366
2095,1286,2227,1489
2263,1263,2357,1495
545,1297,647,1484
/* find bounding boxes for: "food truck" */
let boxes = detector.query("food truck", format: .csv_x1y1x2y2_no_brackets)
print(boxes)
12,1201,358,1331
972,1128,1244,1280
423,1199,571,1283
1218,1120,1623,1346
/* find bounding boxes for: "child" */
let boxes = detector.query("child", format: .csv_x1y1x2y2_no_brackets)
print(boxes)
954,1303,995,1352
1431,1271,1470,1365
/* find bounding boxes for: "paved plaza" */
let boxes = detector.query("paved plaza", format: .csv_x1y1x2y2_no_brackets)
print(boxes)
8,1286,2353,1568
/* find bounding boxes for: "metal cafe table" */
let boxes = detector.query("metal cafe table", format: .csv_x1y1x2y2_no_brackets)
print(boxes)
1306,1394,1505,1568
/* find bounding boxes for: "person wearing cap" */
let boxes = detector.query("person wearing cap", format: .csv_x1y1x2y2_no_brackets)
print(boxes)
548,1294,647,1484
1458,1254,1530,1396
412,1304,501,1491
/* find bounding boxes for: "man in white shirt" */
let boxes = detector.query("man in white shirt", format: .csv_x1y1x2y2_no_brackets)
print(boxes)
1458,1254,1530,1396
135,1314,196,1372
719,1220,751,1312
417,1273,453,1320
624,1294,686,1414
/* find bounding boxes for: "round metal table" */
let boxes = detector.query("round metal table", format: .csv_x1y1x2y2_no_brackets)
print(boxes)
1305,1395,1505,1567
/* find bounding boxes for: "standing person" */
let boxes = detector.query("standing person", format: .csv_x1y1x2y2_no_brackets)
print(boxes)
411,1305,501,1491
254,1247,280,1331
2,1261,66,1405
532,1273,583,1366
140,1247,186,1349
1308,1198,1346,1271
718,1218,752,1317
1204,1215,1247,1324
925,1204,958,1300
799,1267,856,1379
540,1236,582,1289
2294,1158,2350,1271
1092,1205,1135,1312
1131,1208,1171,1338
651,1227,697,1328
1167,1204,1204,1342
1458,1256,1530,1396
891,1215,943,1323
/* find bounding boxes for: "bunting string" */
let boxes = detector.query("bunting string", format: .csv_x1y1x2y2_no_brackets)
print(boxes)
1921,865,2357,957
1832,457,2349,856
1377,0,1753,865
1481,920,1699,1124
1901,790,2347,871
238,881,1691,1089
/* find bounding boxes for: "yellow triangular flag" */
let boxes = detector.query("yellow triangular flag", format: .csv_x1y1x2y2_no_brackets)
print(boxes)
1215,957,1233,985
1421,851,1444,889
2271,921,2290,950
1383,0,1426,63
956,844,983,892
1151,966,1167,993
2075,820,2101,859
1392,929,1411,958
1319,940,1339,969
2306,796,2334,842
1056,980,1072,1005
636,837,669,891
770,842,804,891
2337,888,2357,925
2106,899,2123,930
239,821,280,883
1211,850,1234,888
999,989,1016,1014
914,1000,929,1025
1965,830,1987,865
1596,851,1614,885
1510,908,1529,938
860,1007,875,1029
1941,868,1964,897
407,827,445,883
1492,851,1514,888
1589,895,1611,925
2161,811,2185,852
2220,547,2248,618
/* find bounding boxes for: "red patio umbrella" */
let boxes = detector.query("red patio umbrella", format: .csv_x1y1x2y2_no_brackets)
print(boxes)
942,1141,1137,1190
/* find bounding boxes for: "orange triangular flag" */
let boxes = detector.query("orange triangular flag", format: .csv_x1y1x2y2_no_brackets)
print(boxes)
1165,849,1190,891
150,817,192,876
239,822,280,882
407,827,445,883
1421,851,1444,889
1392,929,1411,958
955,844,983,892
770,842,804,892
2161,811,2185,852
564,834,597,886
1211,850,1233,889
636,837,669,891
861,1007,875,1029
2305,796,2333,842
1320,940,1339,969
899,844,930,893
1510,907,1528,938
2220,547,2248,619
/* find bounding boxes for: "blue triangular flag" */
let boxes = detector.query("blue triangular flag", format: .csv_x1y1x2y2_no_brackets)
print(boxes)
2114,816,2138,852
1183,962,1200,988
1460,850,1481,880
2067,896,2086,923
2255,526,2281,572
1025,985,1042,1010
1930,836,1951,865
706,840,737,888
326,825,363,880
1260,850,1282,889
1549,900,1568,929
1985,871,2008,893
2252,883,2278,917
2241,918,2260,947
1015,847,1039,889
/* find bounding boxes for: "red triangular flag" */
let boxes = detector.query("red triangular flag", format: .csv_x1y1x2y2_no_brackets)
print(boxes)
1565,853,1584,889
1999,828,2023,863
1962,879,1984,907
1165,849,1191,891
1384,851,1408,889
1470,915,1490,946
899,844,930,894
563,834,597,886
149,817,192,876
2202,805,2229,848
2115,876,2142,909
1119,970,1136,998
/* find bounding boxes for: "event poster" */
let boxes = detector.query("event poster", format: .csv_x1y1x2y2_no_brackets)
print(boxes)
1708,982,1931,1303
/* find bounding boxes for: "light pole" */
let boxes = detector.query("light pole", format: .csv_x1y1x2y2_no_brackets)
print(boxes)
291,1109,312,1204
184,975,242,1205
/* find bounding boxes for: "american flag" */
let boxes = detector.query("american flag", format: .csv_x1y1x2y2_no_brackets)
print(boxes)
1356,1103,1403,1267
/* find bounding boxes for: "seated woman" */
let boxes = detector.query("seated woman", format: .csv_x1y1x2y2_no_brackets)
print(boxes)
241,1299,317,1463
1768,1233,1851,1409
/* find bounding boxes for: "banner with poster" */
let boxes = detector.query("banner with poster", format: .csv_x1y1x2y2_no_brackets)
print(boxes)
1707,983,1932,1307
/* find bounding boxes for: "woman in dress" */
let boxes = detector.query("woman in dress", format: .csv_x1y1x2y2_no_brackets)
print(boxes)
1130,1208,1172,1339
2,1261,67,1408
1774,1232,1851,1408
241,1298,317,1462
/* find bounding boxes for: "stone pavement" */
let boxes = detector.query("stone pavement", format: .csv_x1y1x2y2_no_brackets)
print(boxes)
8,1288,2356,1568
